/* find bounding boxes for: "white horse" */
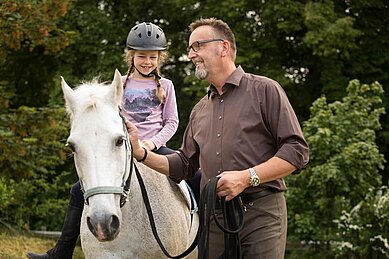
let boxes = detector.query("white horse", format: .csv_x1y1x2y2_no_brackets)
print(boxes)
61,70,198,258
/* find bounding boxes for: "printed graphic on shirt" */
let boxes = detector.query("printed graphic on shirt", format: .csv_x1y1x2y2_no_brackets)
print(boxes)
123,88,160,122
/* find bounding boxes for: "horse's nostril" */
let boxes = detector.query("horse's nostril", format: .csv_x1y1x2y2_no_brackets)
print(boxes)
110,214,120,233
87,216,97,236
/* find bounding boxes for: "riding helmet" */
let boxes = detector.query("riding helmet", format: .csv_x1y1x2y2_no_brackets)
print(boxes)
126,22,167,50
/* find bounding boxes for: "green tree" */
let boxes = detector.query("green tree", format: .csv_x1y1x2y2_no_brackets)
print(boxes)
0,0,73,60
286,80,386,256
0,84,74,230
0,0,75,106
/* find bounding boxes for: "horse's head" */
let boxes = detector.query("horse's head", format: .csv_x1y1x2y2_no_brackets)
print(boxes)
61,69,129,242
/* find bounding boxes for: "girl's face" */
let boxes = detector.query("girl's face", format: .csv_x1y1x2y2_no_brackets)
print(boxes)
132,50,159,78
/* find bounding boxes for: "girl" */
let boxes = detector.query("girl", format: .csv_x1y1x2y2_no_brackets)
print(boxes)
122,22,178,155
27,22,179,259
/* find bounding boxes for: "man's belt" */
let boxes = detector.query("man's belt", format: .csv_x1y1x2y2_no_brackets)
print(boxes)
239,188,281,204
215,188,281,210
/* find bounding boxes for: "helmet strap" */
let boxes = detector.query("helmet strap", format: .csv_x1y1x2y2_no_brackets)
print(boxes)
134,67,161,79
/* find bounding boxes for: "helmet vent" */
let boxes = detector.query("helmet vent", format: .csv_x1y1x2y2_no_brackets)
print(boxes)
126,22,167,50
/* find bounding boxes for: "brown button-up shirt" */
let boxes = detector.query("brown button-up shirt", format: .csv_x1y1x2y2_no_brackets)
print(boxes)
167,66,309,192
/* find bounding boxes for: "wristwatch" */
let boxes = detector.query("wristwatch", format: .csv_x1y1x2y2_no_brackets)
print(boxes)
249,167,260,187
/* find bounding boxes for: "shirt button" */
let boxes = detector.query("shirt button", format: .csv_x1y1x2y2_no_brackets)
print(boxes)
216,152,220,156
220,99,224,103
217,133,221,137
218,116,222,120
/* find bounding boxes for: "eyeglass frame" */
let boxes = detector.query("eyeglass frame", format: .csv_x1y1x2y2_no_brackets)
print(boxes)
187,38,225,53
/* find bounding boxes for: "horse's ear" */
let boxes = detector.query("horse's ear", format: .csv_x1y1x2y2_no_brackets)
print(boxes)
61,76,76,114
111,69,123,106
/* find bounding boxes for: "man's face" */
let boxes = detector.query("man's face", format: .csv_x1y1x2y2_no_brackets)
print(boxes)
187,26,222,80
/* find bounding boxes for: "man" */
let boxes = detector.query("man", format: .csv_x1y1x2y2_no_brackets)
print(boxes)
126,17,309,259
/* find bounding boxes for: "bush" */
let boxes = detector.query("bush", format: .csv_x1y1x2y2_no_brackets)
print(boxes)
332,186,389,258
286,80,386,256
0,86,76,230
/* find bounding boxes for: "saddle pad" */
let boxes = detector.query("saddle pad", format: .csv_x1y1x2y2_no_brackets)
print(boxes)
177,180,198,214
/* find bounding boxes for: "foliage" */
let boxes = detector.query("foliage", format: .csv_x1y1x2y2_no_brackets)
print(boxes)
332,186,389,258
0,86,75,230
0,177,15,210
304,1,362,58
286,80,386,256
0,0,77,107
0,0,75,61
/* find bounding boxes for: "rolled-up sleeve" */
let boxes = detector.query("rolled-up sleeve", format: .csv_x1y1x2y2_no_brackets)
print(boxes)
263,80,309,169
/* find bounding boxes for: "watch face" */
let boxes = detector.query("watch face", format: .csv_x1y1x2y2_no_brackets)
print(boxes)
249,168,260,186
251,177,260,186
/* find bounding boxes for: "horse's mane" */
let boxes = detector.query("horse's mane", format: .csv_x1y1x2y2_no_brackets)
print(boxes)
66,79,113,120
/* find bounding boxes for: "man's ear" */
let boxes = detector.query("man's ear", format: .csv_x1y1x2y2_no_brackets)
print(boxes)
221,40,230,57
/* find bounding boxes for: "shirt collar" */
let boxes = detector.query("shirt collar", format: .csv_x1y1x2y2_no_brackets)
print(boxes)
207,66,245,99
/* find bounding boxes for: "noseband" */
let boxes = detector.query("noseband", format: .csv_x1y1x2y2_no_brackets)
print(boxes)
79,109,133,208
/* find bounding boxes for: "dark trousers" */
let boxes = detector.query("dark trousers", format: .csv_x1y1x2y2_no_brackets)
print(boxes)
69,146,201,209
208,192,287,259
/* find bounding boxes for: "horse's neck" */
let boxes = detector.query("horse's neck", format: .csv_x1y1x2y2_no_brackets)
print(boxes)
125,162,179,240
128,162,175,207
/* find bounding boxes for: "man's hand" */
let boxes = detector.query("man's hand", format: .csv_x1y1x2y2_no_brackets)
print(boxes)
142,140,156,151
216,170,250,201
125,120,144,161
125,119,170,175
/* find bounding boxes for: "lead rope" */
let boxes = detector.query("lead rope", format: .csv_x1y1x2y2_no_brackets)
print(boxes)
199,177,244,259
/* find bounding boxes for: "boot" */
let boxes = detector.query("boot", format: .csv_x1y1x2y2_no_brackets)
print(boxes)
26,205,83,259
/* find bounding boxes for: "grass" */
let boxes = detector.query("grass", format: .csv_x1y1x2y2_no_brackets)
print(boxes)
0,231,84,259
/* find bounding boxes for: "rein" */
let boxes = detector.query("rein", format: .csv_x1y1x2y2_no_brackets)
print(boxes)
199,177,244,259
79,109,196,257
134,165,198,258
78,109,197,257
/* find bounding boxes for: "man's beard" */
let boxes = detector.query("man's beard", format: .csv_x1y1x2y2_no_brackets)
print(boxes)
195,66,208,80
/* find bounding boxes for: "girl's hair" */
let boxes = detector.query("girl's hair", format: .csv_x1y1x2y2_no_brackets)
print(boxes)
122,49,168,104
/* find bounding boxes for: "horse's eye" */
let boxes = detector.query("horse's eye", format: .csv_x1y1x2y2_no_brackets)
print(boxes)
116,138,125,147
66,142,76,152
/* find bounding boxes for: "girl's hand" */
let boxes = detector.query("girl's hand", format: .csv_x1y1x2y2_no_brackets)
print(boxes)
141,140,156,151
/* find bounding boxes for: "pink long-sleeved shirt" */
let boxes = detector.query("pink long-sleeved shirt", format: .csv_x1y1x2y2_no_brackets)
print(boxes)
121,76,179,149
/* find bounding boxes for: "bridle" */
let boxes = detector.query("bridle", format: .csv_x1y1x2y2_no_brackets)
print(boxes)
77,109,197,258
79,110,134,208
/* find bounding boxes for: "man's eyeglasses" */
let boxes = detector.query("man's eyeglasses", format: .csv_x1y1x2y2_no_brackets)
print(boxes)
187,38,224,53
